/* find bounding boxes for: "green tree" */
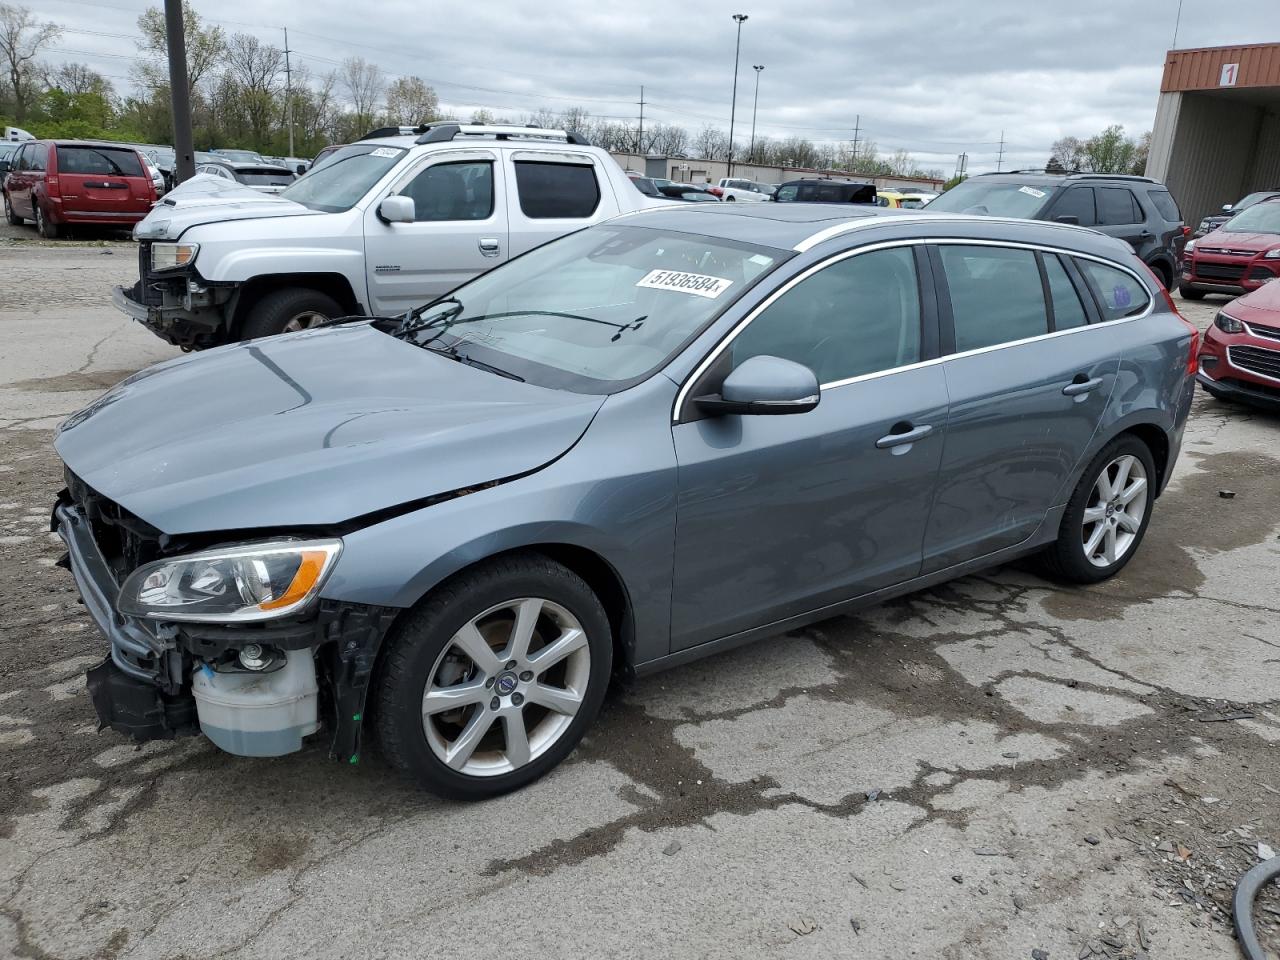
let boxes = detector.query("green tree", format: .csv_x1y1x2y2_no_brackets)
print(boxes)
384,75,439,125
1082,125,1138,174
136,1,225,93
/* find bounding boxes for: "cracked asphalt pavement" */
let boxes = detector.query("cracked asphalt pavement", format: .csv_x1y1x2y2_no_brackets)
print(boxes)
1,241,1278,960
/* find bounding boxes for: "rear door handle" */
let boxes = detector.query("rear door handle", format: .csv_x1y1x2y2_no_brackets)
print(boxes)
478,238,501,257
1062,377,1103,397
876,423,933,450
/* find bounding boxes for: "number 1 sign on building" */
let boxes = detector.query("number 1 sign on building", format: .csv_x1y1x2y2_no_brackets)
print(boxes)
1220,62,1239,87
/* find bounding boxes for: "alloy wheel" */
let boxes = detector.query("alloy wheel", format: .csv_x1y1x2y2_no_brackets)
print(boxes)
282,310,328,332
421,597,591,777
1081,453,1148,568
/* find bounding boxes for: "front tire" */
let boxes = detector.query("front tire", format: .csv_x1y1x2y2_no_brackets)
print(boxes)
240,287,341,341
35,202,60,239
1041,435,1156,584
1177,283,1205,301
374,554,613,800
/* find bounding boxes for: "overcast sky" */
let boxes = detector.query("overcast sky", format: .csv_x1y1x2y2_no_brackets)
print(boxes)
38,0,1280,173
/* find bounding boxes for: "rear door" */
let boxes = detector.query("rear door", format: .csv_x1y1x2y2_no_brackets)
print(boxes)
1095,186,1152,256
54,145,153,216
923,242,1124,571
362,148,508,315
503,151,614,260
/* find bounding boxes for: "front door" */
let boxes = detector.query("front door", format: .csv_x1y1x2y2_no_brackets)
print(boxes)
669,244,948,651
363,149,508,315
922,243,1124,571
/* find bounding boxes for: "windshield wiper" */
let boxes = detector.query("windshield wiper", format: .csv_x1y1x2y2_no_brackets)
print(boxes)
429,341,525,381
392,297,464,340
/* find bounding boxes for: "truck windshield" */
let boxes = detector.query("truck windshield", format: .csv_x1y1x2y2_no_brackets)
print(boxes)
927,180,1058,217
282,144,407,212
399,225,786,394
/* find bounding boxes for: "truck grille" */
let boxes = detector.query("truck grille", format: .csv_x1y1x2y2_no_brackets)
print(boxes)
136,241,164,306
1229,345,1280,383
1195,262,1247,282
64,469,164,582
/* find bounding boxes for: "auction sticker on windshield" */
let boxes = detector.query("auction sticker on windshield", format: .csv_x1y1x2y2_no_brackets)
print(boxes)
636,269,734,299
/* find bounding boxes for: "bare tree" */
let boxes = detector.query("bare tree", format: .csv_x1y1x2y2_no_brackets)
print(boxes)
45,62,113,99
220,33,284,147
692,124,728,161
384,75,439,125
0,2,59,123
1048,136,1085,172
340,56,384,135
136,1,225,93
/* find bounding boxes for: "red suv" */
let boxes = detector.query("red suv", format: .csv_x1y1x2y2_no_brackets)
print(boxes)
2,140,157,239
1197,278,1280,409
1179,197,1280,300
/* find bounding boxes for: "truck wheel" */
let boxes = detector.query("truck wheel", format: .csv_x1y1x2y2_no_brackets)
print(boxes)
374,554,613,800
725,195,735,201
3,192,21,226
240,288,342,340
35,203,60,239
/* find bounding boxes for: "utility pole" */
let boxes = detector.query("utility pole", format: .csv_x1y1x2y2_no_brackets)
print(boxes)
636,84,645,157
283,27,294,158
1172,0,1184,48
851,113,861,167
954,152,968,180
996,130,1005,172
726,13,748,176
748,65,763,164
163,0,195,184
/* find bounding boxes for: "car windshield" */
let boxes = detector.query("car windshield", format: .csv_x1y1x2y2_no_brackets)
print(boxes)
927,180,1058,217
400,225,786,393
281,144,406,212
1221,201,1280,236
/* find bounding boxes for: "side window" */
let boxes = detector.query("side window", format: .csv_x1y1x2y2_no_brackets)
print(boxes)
1076,259,1151,321
1052,187,1096,225
513,161,599,219
1148,189,1181,222
940,245,1048,352
1097,187,1142,225
775,184,798,201
1043,254,1089,330
730,246,921,385
401,160,493,222
11,144,27,170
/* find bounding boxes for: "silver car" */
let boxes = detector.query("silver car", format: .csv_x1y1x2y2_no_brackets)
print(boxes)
53,204,1198,798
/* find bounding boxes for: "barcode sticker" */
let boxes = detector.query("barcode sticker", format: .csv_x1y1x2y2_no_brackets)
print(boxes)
635,269,733,299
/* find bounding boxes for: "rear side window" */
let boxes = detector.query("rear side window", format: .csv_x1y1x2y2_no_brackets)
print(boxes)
1147,189,1180,222
56,146,142,177
940,245,1048,352
1043,255,1088,330
1097,187,1142,225
1077,260,1150,321
514,161,600,218
1053,187,1096,226
401,160,493,222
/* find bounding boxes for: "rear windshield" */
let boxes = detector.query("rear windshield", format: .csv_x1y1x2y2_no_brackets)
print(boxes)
281,144,406,212
56,146,143,177
1221,201,1280,236
928,179,1058,217
237,169,296,186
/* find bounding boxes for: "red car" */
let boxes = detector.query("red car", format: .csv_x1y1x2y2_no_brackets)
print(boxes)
1197,278,1280,409
1179,197,1280,300
2,139,156,239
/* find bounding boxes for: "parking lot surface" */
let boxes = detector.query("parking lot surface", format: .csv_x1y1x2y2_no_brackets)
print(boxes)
1,240,1278,960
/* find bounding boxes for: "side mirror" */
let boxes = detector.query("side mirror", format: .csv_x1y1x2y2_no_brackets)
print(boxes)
0,159,10,174
1054,214,1080,225
378,195,415,224
1222,203,1233,212
695,355,820,416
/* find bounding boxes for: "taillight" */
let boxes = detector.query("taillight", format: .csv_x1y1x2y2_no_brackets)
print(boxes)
1140,260,1198,374
46,176,59,194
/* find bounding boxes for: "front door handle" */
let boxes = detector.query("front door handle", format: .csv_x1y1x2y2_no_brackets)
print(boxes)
876,423,933,450
1062,377,1103,397
478,238,501,257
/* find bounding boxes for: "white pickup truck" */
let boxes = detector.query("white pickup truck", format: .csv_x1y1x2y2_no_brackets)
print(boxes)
714,178,775,202
115,124,662,348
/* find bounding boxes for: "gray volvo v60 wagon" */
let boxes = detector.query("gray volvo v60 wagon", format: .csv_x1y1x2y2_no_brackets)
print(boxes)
52,204,1198,798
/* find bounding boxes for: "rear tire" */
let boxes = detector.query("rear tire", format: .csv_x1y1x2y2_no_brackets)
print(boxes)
3,192,21,226
1177,283,1205,301
239,287,341,341
1150,261,1172,291
1040,435,1157,584
35,202,60,239
374,554,613,800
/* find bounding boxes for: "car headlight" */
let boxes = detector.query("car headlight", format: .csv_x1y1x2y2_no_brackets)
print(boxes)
1264,248,1280,260
1185,239,1197,253
118,539,342,622
1214,311,1245,334
151,242,199,271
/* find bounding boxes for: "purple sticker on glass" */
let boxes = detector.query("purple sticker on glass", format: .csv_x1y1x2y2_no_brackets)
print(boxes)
1112,285,1132,308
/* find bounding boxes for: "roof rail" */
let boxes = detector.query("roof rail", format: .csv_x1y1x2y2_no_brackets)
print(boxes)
413,122,590,146
358,124,431,141
976,168,1054,176
1067,173,1156,183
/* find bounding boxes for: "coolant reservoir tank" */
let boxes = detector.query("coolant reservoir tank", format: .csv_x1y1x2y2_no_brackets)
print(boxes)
191,650,320,757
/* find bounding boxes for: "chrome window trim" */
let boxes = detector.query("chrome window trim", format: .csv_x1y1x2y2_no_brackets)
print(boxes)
792,213,1097,253
671,237,1154,424
1226,344,1280,384
385,147,499,198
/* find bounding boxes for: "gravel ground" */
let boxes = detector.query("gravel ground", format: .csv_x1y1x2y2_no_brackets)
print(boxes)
0,241,1278,960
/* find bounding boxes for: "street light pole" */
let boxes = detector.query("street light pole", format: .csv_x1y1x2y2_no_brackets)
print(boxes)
726,13,748,177
748,64,764,164
163,0,195,185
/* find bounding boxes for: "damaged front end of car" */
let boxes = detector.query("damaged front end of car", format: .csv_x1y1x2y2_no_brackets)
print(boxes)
53,472,396,765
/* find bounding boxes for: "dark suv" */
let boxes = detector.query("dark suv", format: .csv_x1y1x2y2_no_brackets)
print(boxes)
929,172,1186,290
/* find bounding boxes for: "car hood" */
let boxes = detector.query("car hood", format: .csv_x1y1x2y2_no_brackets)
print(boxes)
1233,277,1280,317
1195,231,1280,252
54,324,604,534
133,174,322,240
